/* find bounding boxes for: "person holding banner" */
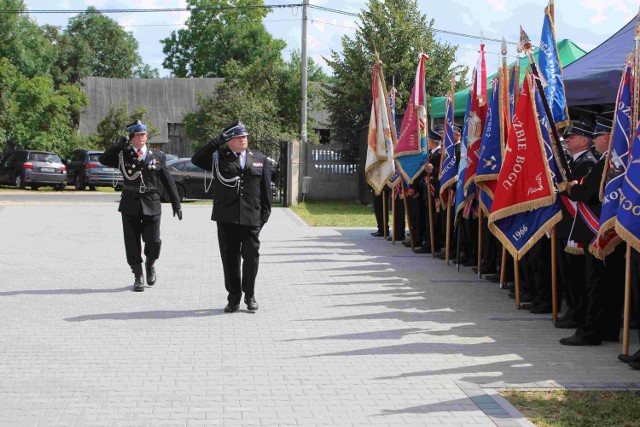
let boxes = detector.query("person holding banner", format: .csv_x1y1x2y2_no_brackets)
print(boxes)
415,129,443,254
559,118,626,346
554,120,598,326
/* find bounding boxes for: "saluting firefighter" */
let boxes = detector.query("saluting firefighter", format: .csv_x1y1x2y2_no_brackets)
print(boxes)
99,120,183,292
191,122,272,313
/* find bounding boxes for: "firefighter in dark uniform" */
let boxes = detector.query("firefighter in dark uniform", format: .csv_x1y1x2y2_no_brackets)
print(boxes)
553,120,598,323
559,116,626,345
99,121,183,292
191,122,272,313
415,129,442,253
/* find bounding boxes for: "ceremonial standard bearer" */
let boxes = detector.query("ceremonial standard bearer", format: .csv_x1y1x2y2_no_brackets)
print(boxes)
191,122,272,313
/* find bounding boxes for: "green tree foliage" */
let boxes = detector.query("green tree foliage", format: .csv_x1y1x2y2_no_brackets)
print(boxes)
0,0,57,78
133,64,161,79
62,7,142,81
184,50,329,151
0,58,88,155
325,0,467,151
161,0,286,78
94,101,159,150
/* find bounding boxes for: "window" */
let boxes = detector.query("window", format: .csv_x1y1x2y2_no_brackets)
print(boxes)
88,153,102,162
185,163,204,173
171,161,186,171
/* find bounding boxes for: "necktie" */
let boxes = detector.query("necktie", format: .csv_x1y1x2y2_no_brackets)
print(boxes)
137,148,143,158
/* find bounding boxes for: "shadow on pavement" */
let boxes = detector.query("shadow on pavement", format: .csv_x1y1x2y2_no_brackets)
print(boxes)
65,308,225,321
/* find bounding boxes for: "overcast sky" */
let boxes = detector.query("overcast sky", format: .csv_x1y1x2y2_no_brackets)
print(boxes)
23,0,639,79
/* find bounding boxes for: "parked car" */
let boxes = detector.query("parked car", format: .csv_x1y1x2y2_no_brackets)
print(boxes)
160,158,213,202
65,149,123,191
165,153,179,164
0,150,67,190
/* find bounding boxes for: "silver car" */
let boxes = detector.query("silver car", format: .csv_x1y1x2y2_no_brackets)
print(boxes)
0,150,67,190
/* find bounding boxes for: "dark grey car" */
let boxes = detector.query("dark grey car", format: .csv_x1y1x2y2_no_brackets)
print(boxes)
0,150,67,190
65,149,123,191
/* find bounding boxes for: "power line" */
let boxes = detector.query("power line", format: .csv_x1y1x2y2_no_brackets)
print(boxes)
0,4,303,14
5,3,520,46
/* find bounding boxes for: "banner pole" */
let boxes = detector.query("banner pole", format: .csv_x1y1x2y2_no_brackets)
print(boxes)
426,178,436,258
401,179,414,250
551,227,558,321
499,247,507,288
456,213,462,271
391,188,396,245
477,209,483,278
514,257,521,308
382,188,388,239
623,244,632,355
445,189,452,266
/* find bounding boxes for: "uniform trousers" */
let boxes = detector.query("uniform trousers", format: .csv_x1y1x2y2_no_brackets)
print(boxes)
372,189,389,234
121,213,161,275
576,244,625,341
217,222,261,304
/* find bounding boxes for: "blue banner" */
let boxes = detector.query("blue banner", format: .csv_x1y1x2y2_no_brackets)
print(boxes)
615,123,640,252
439,94,458,203
476,79,502,182
599,62,632,245
508,65,517,120
453,90,473,216
539,11,569,127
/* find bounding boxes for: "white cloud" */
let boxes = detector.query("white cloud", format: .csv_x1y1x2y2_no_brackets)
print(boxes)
484,0,507,12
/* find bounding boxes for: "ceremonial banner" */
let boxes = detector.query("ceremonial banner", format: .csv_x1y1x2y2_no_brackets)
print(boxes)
615,123,640,252
396,53,430,183
454,88,473,217
386,84,401,189
476,43,487,106
508,64,518,120
463,55,488,197
538,5,570,128
476,76,507,215
595,59,632,257
439,92,458,204
365,65,395,194
488,72,561,260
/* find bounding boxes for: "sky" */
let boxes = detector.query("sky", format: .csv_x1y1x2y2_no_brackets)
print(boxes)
22,0,640,81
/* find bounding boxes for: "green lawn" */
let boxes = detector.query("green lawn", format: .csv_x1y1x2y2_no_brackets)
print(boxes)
289,200,376,227
501,390,640,426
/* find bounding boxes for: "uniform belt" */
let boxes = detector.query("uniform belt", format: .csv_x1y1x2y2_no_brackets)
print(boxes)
123,185,159,193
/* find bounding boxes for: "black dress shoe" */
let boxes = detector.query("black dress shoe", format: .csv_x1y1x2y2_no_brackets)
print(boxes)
224,303,240,313
145,263,156,286
462,258,476,267
413,246,430,254
402,240,412,247
370,231,385,237
528,304,552,314
520,292,534,303
629,360,640,370
619,349,640,364
503,282,515,291
554,319,579,329
133,275,144,292
560,334,601,346
244,296,258,311
485,274,500,283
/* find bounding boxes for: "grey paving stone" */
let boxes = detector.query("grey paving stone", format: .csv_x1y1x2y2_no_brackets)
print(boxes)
0,200,638,426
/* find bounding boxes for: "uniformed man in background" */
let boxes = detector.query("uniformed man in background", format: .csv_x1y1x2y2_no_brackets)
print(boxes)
191,122,272,313
100,120,183,292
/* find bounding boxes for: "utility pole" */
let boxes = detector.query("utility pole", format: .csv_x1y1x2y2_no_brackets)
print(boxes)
301,0,309,173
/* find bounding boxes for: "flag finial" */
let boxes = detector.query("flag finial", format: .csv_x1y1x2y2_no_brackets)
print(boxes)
520,26,532,53
501,37,507,56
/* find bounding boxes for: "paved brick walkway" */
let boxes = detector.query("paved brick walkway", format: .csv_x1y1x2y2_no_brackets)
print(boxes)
0,200,638,426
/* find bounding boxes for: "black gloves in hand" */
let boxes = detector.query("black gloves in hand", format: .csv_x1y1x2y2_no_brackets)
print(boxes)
173,208,183,221
115,135,129,148
210,133,226,148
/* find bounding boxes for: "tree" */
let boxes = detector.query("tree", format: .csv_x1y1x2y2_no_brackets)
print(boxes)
62,7,142,81
324,0,467,152
0,0,57,78
133,64,160,79
0,58,88,155
94,101,159,150
161,0,286,77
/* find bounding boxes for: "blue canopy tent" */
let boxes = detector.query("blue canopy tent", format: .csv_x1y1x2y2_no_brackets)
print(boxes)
564,17,635,109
